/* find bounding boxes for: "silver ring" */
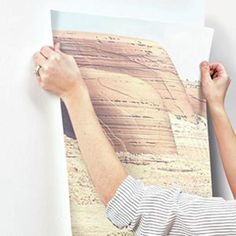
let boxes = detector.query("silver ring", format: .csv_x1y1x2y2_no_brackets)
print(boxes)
35,65,41,77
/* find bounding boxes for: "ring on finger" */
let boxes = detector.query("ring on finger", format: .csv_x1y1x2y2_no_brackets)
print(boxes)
35,65,42,77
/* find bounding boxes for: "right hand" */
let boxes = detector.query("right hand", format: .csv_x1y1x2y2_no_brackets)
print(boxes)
200,61,231,108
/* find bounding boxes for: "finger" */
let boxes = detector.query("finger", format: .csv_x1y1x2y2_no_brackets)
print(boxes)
34,65,42,84
200,61,211,83
209,63,227,77
54,42,61,52
209,63,225,71
33,52,47,67
40,46,56,58
213,73,218,79
54,42,67,56
210,65,228,82
34,65,43,80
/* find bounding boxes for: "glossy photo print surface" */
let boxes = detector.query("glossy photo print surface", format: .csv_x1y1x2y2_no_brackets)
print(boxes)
51,10,213,235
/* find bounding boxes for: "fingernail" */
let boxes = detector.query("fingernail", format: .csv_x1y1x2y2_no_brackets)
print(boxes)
201,61,209,67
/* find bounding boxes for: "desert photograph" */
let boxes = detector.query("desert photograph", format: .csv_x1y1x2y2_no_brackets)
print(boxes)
53,31,211,235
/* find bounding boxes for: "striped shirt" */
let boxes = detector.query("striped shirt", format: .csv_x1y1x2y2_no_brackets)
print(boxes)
106,175,236,235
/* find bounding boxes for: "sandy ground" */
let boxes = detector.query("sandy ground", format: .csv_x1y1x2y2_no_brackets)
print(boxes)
64,117,211,235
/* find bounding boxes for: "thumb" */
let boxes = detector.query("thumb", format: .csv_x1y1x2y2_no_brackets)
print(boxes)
54,42,61,52
200,61,211,84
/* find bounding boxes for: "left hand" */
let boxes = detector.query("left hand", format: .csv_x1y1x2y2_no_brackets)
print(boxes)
33,43,88,101
200,61,231,109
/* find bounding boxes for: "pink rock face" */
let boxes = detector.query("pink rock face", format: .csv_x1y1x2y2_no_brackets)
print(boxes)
53,31,199,155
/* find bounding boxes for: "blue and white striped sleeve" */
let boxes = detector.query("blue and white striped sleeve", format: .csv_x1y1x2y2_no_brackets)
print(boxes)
105,175,236,235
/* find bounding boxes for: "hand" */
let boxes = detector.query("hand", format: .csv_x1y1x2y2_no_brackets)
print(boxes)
200,61,231,109
33,43,89,102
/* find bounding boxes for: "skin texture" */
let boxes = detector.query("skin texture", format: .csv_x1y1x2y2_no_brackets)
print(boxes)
33,44,236,203
200,61,236,198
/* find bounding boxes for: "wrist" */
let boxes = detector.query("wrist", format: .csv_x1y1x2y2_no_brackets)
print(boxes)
208,102,226,116
61,82,91,107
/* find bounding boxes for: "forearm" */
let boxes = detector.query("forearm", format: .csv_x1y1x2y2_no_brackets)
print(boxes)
63,85,128,205
209,103,236,197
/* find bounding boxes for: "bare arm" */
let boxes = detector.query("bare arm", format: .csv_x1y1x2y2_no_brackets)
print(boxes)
63,88,128,205
33,44,128,205
209,106,236,198
200,62,236,198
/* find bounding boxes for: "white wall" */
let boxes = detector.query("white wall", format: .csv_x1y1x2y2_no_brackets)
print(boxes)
0,1,72,235
206,0,236,199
